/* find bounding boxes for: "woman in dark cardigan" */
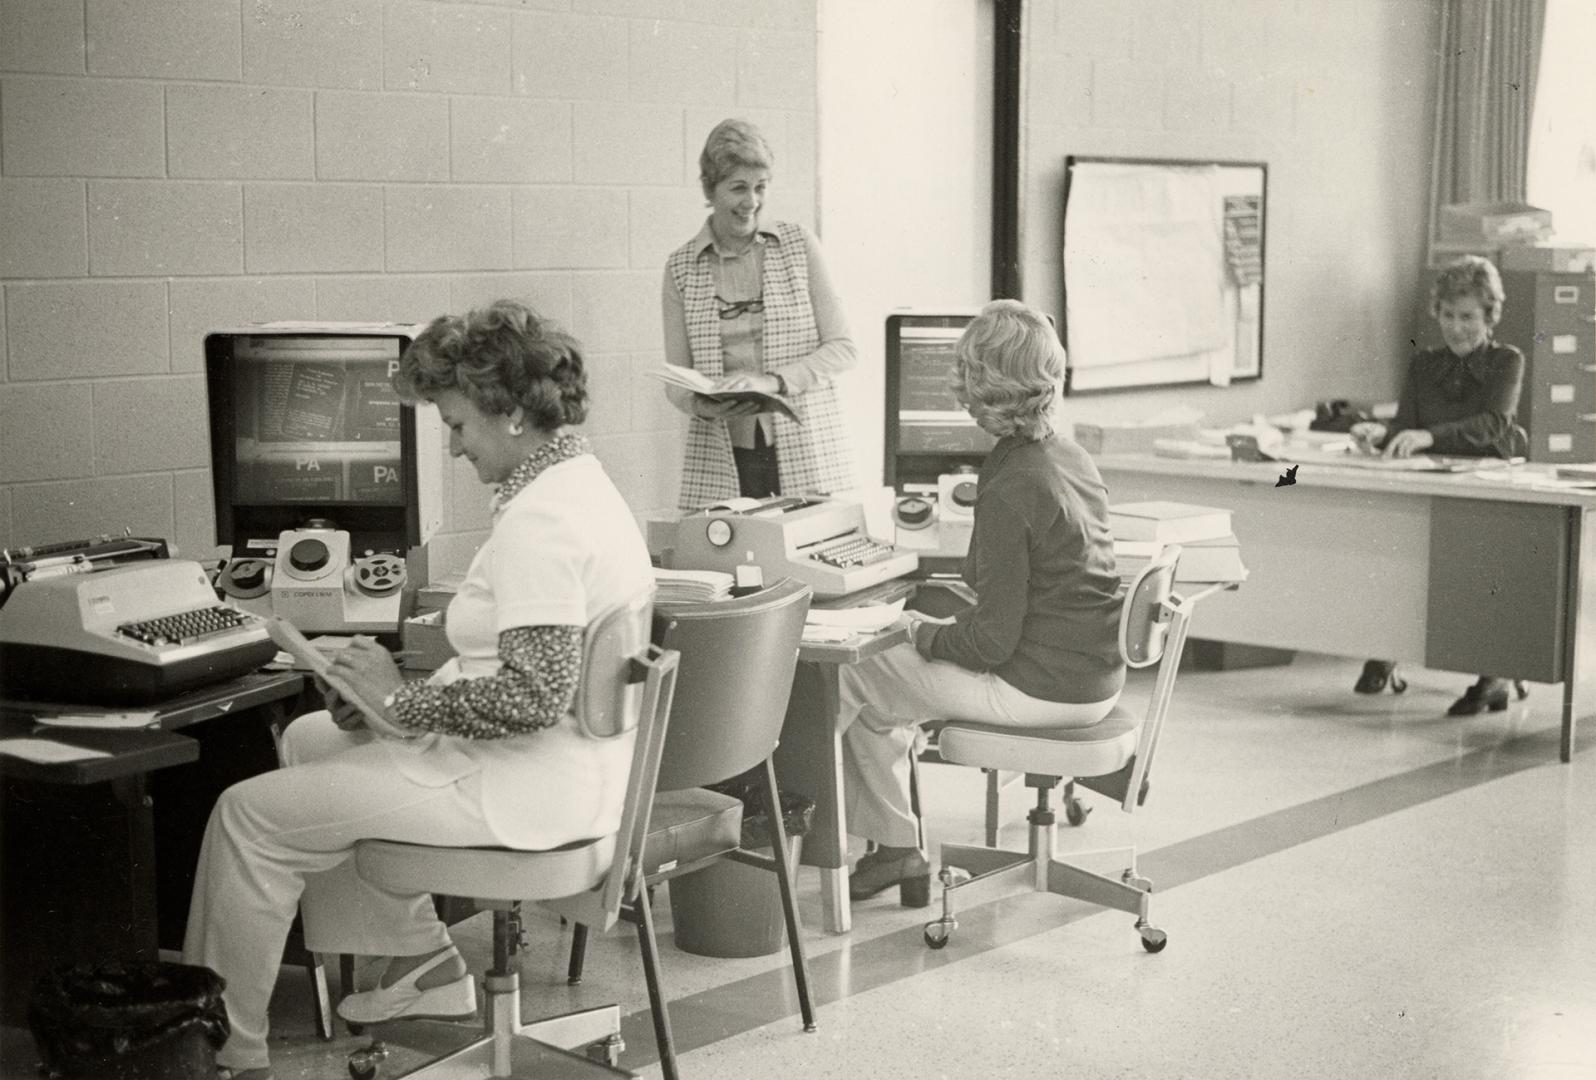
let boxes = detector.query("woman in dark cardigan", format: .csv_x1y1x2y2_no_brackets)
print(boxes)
1350,255,1528,715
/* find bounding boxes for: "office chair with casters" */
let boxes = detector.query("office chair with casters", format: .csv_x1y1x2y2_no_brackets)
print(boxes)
339,590,679,1080
563,577,817,1080
921,547,1217,952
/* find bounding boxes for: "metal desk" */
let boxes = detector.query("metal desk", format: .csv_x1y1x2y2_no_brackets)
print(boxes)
1093,454,1596,761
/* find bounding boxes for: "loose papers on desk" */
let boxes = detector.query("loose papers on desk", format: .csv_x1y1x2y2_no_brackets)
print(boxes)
653,567,734,604
802,599,905,644
0,738,112,764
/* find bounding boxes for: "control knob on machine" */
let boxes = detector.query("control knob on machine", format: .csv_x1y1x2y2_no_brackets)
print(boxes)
289,538,331,573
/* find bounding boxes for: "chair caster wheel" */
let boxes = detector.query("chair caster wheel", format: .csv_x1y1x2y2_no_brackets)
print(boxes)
1064,797,1090,827
1138,924,1168,953
1390,674,1408,693
345,1021,365,1036
923,921,952,949
585,1034,624,1067
348,1041,388,1080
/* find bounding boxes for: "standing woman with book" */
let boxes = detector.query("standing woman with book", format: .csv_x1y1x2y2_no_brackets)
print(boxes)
182,301,653,1080
838,300,1126,905
661,117,858,507
1348,255,1528,715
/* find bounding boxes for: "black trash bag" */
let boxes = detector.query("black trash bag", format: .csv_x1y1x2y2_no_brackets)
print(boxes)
29,961,229,1080
706,768,816,848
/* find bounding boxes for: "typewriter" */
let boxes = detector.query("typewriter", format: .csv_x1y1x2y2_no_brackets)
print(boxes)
0,552,276,704
668,495,919,597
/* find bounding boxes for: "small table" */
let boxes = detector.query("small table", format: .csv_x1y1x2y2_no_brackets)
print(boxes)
0,671,305,1023
771,576,923,935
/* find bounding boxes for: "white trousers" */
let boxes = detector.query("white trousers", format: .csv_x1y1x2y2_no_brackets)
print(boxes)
837,644,1119,849
182,713,498,1071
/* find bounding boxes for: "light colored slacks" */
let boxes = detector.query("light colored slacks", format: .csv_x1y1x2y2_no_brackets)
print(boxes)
837,643,1118,849
182,713,495,1071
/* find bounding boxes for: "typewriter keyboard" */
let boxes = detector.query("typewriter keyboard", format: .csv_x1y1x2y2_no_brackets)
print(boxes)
118,605,251,647
811,535,896,568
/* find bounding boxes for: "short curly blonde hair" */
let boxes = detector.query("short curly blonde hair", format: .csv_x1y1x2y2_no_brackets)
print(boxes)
952,300,1064,440
1431,255,1505,326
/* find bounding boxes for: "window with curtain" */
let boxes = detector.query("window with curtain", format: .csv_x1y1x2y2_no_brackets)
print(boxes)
1526,0,1596,244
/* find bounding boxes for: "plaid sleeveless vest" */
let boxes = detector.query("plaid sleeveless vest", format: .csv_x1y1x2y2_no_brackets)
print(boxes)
667,220,856,510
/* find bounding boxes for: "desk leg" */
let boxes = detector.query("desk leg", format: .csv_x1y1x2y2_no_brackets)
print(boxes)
1561,508,1596,762
774,662,852,933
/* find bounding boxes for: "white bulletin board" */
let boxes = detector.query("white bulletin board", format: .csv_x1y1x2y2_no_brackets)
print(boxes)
1062,156,1266,393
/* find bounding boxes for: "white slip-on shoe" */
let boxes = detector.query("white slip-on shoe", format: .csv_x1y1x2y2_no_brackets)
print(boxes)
335,948,477,1025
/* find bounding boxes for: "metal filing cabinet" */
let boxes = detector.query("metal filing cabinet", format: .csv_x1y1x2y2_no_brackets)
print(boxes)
1496,269,1596,462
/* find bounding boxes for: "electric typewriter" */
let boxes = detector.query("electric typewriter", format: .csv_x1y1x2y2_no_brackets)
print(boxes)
668,495,919,597
0,536,276,704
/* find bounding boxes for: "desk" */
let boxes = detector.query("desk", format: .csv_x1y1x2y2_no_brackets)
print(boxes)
1091,454,1596,762
0,671,304,1022
773,623,910,934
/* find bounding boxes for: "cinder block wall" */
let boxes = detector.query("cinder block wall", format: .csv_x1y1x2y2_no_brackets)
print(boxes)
1024,0,1442,426
0,0,818,575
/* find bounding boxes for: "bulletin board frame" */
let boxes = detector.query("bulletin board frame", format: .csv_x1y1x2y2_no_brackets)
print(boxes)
1061,155,1267,395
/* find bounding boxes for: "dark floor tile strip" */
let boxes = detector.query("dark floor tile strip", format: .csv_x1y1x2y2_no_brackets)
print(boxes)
617,727,1568,1069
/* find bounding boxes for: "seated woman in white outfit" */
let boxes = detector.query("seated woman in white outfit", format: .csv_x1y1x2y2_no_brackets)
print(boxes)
182,300,653,1080
840,299,1126,907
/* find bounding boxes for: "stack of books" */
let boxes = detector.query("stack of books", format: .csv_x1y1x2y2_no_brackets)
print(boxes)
653,567,735,604
1108,501,1248,584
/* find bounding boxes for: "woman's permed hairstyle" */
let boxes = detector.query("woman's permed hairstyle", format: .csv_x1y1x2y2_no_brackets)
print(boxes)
395,300,588,432
952,299,1065,441
1431,254,1505,326
699,118,774,199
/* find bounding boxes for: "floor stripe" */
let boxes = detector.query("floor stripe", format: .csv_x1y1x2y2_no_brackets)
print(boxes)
617,727,1570,1068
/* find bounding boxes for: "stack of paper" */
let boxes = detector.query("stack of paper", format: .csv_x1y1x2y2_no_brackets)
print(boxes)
653,567,734,604
1113,535,1250,584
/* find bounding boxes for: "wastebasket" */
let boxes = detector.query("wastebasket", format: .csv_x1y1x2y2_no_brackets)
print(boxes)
669,787,814,958
29,961,229,1080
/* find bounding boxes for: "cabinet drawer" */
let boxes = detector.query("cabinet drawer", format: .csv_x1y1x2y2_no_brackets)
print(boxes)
1531,275,1596,334
1528,376,1595,410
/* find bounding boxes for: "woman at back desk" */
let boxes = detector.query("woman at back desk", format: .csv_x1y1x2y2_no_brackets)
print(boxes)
1349,255,1527,715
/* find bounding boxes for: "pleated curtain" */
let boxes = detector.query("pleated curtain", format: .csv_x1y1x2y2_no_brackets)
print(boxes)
1427,0,1548,259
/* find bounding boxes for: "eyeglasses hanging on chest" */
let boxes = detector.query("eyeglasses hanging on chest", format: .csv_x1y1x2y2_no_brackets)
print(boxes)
715,295,765,320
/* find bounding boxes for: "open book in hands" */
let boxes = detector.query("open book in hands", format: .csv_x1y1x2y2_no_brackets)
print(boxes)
643,365,801,424
265,617,414,740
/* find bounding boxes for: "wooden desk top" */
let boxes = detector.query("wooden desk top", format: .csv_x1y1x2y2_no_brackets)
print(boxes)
1092,453,1596,508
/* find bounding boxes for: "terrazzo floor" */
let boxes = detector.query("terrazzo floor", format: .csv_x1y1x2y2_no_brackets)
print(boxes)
3,652,1592,1079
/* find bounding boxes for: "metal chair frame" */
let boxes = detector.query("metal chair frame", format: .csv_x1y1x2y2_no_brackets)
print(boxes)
337,591,681,1079
922,549,1224,952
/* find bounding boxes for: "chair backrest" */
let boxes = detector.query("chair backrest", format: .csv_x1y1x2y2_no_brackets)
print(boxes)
1117,546,1203,815
558,589,680,929
1119,546,1181,669
575,588,657,739
651,577,812,793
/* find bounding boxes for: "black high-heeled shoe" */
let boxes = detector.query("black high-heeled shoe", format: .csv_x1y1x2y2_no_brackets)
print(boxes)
1447,676,1526,716
1354,659,1407,694
849,848,931,908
